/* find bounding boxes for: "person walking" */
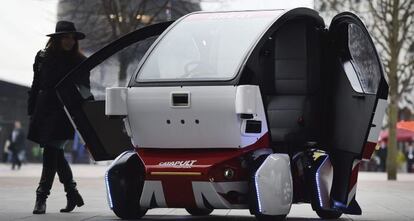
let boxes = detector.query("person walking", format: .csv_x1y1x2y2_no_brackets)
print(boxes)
406,142,414,173
8,120,25,170
27,21,90,214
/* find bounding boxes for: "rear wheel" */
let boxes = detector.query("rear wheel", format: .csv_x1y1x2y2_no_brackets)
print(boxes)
255,214,287,221
185,208,213,216
315,209,342,219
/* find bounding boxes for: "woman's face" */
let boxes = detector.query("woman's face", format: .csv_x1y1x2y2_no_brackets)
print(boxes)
61,34,76,51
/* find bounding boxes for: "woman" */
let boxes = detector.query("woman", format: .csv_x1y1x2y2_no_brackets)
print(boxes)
27,21,89,214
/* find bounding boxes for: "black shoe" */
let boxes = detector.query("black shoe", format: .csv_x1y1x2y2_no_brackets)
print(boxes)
33,197,46,214
60,190,84,213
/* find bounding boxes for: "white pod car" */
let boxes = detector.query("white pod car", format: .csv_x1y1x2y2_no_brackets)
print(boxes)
57,8,388,221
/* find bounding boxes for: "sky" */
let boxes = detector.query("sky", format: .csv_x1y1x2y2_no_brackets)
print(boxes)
0,0,313,87
0,0,58,87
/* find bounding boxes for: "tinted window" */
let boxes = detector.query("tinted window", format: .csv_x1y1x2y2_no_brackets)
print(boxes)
348,23,381,94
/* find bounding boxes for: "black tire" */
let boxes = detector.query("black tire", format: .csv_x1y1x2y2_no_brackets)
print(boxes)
315,209,342,219
185,208,213,216
255,214,287,221
113,207,147,220
110,164,147,219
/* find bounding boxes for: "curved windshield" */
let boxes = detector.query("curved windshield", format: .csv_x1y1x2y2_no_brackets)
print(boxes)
137,10,283,82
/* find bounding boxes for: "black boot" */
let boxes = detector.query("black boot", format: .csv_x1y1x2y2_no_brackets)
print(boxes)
33,193,47,214
60,187,84,213
56,149,84,213
33,167,56,214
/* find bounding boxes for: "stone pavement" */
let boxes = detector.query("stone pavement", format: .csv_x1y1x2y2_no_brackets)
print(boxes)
0,163,413,221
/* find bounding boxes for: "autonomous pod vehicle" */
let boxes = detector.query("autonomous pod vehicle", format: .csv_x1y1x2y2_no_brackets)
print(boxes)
56,7,388,221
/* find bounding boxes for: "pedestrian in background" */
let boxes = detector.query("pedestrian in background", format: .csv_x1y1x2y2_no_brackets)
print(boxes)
8,120,25,170
406,142,414,173
377,141,387,172
27,21,90,214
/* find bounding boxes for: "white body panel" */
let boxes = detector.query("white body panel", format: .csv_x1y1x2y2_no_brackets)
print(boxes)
105,87,128,116
139,181,248,209
140,181,167,208
367,98,387,142
255,153,292,215
192,181,248,209
126,85,268,149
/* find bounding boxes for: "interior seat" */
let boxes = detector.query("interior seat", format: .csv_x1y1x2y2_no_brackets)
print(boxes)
266,20,322,152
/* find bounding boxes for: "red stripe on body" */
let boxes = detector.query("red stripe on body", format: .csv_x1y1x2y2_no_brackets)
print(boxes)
362,142,377,160
348,162,360,192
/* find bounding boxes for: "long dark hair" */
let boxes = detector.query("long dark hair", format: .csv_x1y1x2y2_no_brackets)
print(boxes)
45,36,84,58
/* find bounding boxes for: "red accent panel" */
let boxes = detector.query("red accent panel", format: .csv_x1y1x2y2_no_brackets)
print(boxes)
136,133,270,208
161,177,197,208
362,142,377,160
348,163,359,191
137,133,269,181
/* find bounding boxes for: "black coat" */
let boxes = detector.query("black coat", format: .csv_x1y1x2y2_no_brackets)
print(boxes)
9,128,26,152
27,49,89,144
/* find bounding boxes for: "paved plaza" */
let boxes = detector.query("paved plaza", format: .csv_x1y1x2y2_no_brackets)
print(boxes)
0,163,413,221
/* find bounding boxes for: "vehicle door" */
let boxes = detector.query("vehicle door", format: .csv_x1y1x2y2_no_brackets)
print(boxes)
326,12,388,161
324,12,388,206
56,21,173,161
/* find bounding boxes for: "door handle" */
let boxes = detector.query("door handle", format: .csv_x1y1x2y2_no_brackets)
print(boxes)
171,92,190,107
352,94,365,99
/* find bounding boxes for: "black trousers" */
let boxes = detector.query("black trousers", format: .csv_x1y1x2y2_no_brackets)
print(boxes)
37,144,76,197
11,150,22,169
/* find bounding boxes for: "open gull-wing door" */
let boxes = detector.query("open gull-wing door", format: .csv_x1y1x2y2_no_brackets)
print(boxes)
324,12,388,209
56,21,173,161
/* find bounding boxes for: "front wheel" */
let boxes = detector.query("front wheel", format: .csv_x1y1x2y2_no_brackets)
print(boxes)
185,208,213,216
108,158,147,219
255,214,286,221
315,209,342,219
111,173,148,219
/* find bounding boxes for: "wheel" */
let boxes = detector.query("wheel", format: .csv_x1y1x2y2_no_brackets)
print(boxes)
315,209,342,219
185,208,213,216
255,214,287,221
113,207,147,220
109,163,147,219
111,172,148,219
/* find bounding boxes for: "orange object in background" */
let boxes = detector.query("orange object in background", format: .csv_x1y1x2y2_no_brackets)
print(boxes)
397,121,414,132
379,121,414,142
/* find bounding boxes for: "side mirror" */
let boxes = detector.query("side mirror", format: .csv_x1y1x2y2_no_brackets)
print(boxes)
105,87,128,117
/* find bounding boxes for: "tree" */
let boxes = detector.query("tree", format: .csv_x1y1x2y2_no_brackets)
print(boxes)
317,0,414,180
58,0,201,83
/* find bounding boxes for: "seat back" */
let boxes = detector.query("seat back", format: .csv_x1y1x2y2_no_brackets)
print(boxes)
266,20,321,150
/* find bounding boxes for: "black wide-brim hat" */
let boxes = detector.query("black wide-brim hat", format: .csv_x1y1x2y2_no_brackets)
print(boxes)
47,21,85,40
